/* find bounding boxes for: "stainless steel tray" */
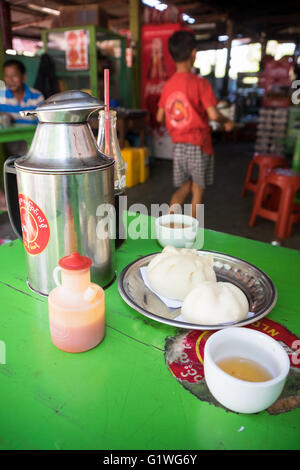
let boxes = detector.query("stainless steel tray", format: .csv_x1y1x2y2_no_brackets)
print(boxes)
118,250,277,330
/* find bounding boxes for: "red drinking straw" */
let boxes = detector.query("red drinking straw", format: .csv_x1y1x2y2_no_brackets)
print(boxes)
104,68,110,155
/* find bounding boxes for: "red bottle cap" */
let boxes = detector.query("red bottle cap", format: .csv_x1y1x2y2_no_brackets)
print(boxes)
58,252,92,271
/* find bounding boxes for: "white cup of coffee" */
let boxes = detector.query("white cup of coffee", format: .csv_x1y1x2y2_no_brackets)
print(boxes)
155,213,199,248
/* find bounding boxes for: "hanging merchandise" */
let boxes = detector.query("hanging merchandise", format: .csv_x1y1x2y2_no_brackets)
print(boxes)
258,56,293,108
255,107,288,155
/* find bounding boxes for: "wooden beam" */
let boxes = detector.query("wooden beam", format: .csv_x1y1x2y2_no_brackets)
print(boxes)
12,16,51,31
168,0,221,10
173,2,214,12
10,4,47,18
254,13,300,24
221,18,233,98
192,22,217,30
95,0,128,7
11,29,44,40
191,13,228,23
108,16,129,26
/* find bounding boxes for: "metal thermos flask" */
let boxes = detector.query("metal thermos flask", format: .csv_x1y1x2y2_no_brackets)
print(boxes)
4,90,116,296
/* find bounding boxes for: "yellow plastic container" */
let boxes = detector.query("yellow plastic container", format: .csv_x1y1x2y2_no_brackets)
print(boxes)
121,147,140,188
137,147,150,183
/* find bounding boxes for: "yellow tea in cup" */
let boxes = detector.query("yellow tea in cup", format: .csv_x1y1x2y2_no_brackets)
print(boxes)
161,222,191,229
217,356,273,382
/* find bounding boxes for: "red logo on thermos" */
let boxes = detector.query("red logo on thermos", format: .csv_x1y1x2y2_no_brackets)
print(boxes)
19,194,50,255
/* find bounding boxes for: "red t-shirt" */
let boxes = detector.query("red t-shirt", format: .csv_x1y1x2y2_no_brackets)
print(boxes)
158,72,218,155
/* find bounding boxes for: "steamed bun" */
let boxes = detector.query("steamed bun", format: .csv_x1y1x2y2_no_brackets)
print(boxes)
181,281,249,325
147,246,216,300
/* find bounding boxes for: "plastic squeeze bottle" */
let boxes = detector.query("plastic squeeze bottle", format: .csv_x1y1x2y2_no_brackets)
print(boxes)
48,252,105,353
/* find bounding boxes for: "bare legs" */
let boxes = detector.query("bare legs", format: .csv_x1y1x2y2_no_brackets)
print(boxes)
170,180,191,209
170,180,203,218
190,182,204,218
0,191,7,211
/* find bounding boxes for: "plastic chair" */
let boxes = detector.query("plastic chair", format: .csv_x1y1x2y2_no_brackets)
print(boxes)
249,168,300,239
242,153,288,197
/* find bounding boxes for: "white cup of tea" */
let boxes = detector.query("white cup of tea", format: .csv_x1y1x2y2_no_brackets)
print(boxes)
155,213,199,248
204,327,290,414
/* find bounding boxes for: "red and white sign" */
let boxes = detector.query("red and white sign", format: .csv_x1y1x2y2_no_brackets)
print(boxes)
65,29,89,71
19,194,50,256
141,23,191,129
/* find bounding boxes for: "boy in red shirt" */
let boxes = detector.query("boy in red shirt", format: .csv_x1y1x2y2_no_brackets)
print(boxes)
157,31,234,217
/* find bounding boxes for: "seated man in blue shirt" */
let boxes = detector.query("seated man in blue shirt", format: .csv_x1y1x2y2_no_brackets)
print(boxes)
0,59,44,210
0,59,44,124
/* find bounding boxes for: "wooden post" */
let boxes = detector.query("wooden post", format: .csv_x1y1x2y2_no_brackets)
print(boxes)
221,19,233,98
129,0,141,108
0,0,13,80
260,32,267,62
0,25,4,82
0,0,12,50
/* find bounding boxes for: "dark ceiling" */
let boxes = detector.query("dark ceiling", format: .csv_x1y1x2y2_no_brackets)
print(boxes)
3,0,300,47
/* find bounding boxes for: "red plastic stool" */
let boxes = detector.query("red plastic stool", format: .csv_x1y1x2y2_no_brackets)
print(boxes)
242,153,288,197
249,168,300,239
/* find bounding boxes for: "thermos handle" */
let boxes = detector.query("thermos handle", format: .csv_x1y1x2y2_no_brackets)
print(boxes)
19,110,37,117
3,155,22,240
53,266,62,287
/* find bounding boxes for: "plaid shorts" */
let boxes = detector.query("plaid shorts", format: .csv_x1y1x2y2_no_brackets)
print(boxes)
173,143,214,188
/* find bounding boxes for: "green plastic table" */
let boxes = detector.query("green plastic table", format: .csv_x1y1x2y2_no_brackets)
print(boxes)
0,214,300,451
0,124,36,146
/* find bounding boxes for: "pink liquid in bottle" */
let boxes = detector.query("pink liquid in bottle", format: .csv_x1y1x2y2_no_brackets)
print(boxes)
48,252,105,353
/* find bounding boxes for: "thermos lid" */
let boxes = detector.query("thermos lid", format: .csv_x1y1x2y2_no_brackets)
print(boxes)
21,90,105,123
15,90,114,174
59,252,92,271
